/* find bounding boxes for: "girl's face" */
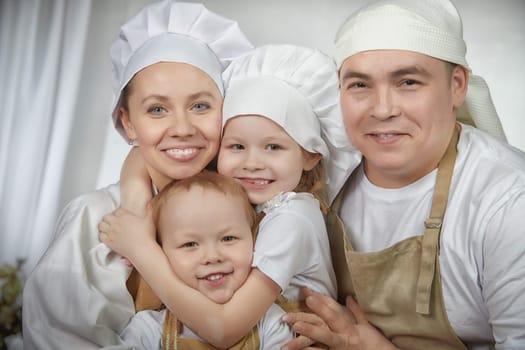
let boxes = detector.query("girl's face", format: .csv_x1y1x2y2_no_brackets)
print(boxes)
218,115,320,205
121,62,222,190
159,187,254,304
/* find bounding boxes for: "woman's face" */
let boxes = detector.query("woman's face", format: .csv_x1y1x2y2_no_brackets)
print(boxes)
121,62,222,189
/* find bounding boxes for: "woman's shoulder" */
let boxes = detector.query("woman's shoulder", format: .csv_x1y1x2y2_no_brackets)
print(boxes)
61,183,121,218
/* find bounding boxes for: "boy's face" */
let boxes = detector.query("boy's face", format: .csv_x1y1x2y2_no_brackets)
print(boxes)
218,115,319,205
339,50,467,188
158,187,253,304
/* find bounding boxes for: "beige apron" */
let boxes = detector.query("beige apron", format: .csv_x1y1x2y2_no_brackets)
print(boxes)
327,127,468,349
162,310,260,350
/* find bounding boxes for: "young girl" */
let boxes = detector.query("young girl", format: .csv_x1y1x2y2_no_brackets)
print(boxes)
99,44,360,348
113,170,293,348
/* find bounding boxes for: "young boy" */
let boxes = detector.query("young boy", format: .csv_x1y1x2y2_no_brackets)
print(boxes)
107,171,292,349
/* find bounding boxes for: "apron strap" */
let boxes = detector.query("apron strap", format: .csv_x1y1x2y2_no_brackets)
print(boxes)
416,126,460,314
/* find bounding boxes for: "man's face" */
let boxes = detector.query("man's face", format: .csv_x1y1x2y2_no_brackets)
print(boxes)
339,50,467,188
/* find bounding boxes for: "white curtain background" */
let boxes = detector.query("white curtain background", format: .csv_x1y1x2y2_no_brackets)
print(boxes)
1,0,524,276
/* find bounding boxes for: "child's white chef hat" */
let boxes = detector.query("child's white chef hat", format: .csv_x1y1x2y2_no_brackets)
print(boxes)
110,0,253,141
334,0,506,141
222,44,361,204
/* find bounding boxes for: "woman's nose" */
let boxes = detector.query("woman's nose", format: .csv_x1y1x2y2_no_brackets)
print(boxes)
167,112,196,137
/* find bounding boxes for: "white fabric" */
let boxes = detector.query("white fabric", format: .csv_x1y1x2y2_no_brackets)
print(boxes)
334,0,506,141
22,184,137,349
222,44,361,204
340,124,525,348
110,0,253,141
0,0,91,270
253,192,337,301
121,304,293,349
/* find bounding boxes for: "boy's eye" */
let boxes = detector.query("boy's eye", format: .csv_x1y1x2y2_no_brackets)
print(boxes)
222,235,237,242
182,242,198,248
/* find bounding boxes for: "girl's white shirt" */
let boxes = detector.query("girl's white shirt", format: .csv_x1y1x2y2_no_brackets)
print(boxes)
253,191,337,301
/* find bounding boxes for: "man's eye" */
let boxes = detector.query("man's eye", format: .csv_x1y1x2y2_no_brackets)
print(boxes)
401,79,418,86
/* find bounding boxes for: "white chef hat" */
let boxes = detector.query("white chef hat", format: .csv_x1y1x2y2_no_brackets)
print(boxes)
334,0,506,141
110,0,253,141
222,44,362,204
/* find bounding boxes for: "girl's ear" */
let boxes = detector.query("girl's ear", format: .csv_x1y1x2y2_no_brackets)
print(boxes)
303,152,322,171
120,107,138,141
451,65,469,109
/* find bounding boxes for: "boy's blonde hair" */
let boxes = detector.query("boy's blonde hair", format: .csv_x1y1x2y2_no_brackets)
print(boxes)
151,170,257,240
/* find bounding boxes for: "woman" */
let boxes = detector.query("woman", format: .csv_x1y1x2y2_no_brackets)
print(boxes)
21,1,253,349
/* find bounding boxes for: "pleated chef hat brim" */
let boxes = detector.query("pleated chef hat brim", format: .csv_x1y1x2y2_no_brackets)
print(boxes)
222,44,362,204
334,0,506,141
110,0,253,142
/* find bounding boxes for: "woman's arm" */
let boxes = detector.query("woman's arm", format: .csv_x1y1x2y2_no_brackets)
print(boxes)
99,211,281,348
120,147,152,216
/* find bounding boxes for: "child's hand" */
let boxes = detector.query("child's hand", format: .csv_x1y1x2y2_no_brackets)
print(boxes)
98,206,157,263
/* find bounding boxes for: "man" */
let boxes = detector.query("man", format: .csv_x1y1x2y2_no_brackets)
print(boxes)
283,0,525,349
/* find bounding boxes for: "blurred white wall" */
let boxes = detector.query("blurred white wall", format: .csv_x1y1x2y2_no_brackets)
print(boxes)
71,0,525,210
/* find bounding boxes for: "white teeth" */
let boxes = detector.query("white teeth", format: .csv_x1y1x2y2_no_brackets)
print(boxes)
253,180,269,185
207,274,223,281
166,148,197,156
377,133,395,139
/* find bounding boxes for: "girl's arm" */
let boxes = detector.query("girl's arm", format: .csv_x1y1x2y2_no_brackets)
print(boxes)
99,211,281,348
120,147,152,216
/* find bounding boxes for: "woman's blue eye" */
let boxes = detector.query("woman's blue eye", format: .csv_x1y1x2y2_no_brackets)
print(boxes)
193,103,209,111
149,106,166,114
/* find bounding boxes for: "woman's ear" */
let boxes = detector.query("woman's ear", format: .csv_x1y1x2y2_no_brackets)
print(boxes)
303,152,322,171
120,107,137,141
451,65,469,109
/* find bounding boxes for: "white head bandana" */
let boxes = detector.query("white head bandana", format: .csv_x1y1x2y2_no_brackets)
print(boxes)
334,0,506,141
222,44,362,204
110,0,253,141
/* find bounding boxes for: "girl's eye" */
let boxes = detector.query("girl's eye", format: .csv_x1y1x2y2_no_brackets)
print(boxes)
222,235,237,242
266,144,282,151
230,144,244,151
192,102,209,112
